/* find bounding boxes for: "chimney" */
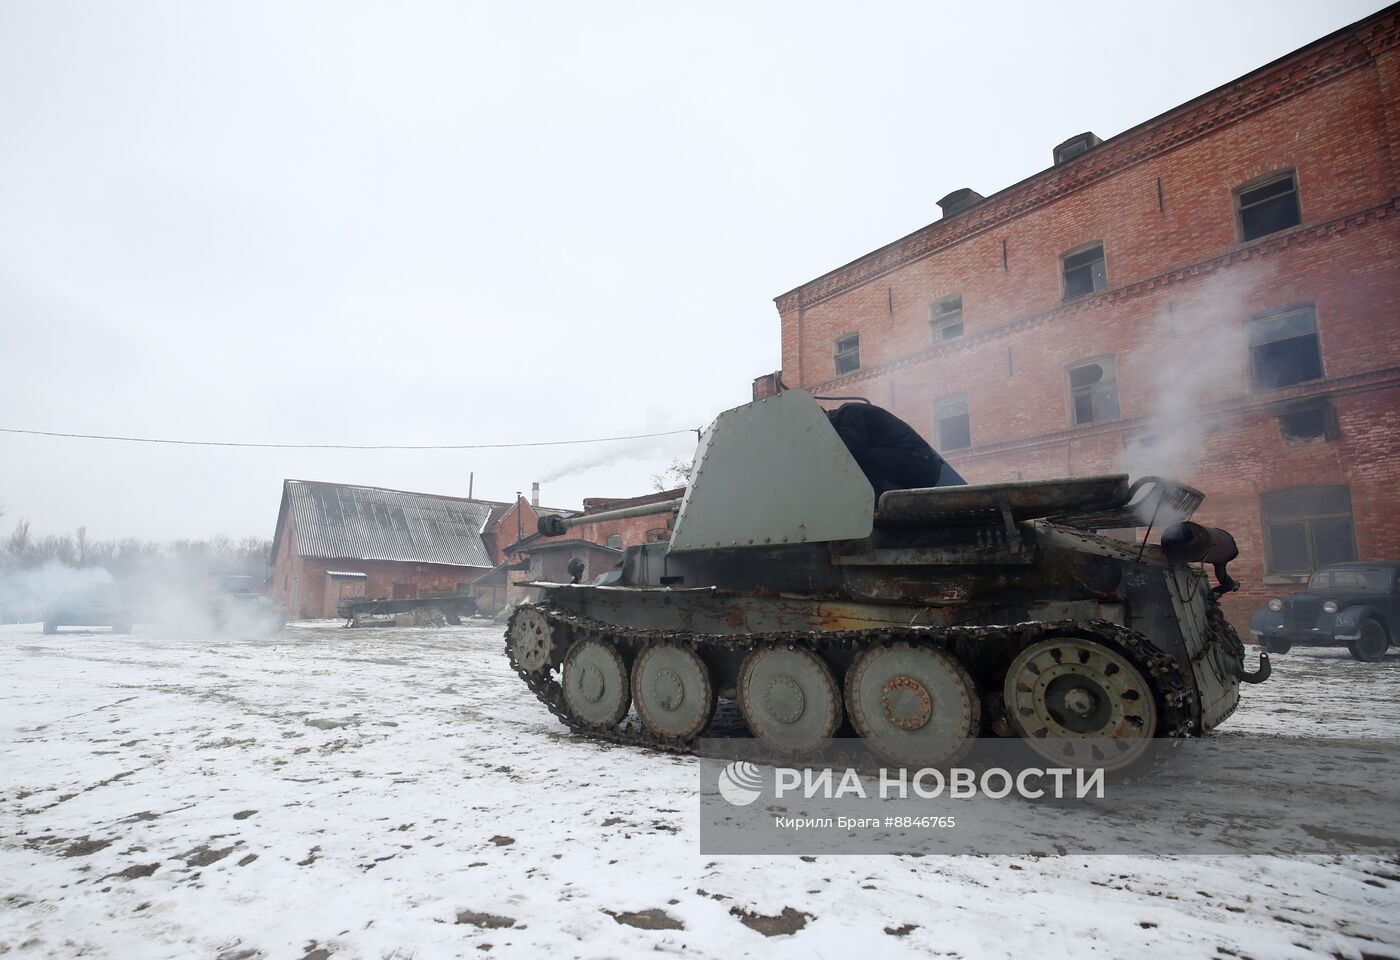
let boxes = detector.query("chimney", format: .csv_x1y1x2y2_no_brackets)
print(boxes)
531,482,540,508
937,188,984,219
1053,132,1102,165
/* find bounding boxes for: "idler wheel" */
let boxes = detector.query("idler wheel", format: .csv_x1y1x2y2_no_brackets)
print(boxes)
1003,636,1159,771
508,605,557,675
561,637,630,729
845,642,980,766
738,646,841,755
632,643,716,740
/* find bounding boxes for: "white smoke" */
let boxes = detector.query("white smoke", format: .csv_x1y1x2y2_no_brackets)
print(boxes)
538,406,697,485
0,561,115,622
1118,265,1272,487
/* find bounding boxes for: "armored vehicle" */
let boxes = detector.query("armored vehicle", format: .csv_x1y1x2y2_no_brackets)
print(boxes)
43,581,132,635
507,389,1266,770
206,574,286,638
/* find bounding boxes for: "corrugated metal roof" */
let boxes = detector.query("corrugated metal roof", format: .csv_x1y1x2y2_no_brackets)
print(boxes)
286,481,495,568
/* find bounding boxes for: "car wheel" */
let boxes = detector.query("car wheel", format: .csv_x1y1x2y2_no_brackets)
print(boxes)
1348,619,1390,663
1263,638,1292,654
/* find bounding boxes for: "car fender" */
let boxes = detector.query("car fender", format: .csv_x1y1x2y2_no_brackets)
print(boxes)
1334,603,1386,638
1249,605,1275,635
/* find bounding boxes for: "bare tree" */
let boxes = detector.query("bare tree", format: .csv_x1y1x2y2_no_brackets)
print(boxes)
650,458,691,493
6,519,30,556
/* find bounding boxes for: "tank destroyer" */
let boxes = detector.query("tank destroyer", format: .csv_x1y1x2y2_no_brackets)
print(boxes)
506,389,1268,770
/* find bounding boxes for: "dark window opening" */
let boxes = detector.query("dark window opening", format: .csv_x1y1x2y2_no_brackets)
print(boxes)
931,295,964,341
1237,172,1301,241
1261,485,1356,574
1067,357,1120,426
934,396,971,451
607,535,623,549
1062,243,1106,300
834,334,860,375
1248,305,1322,390
1276,399,1338,443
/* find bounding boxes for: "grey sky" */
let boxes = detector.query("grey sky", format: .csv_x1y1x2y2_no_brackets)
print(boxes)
1,0,1386,542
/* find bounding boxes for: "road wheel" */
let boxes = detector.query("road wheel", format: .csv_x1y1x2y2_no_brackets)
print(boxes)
1004,635,1159,772
738,646,842,756
1263,637,1292,654
1348,619,1390,663
633,643,715,741
561,637,631,730
845,642,980,766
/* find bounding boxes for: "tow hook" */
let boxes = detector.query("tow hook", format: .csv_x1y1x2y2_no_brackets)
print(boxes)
1235,649,1271,684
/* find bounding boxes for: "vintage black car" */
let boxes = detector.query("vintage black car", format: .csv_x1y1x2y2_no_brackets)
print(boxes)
1250,561,1398,661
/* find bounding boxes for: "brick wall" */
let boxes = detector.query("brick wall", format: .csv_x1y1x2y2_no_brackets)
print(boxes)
770,9,1400,632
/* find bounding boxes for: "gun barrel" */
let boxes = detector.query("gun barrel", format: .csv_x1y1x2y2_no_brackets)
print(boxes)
538,498,683,537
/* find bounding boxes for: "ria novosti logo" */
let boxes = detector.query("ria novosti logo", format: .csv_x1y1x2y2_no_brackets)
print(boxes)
715,759,1107,807
717,761,764,806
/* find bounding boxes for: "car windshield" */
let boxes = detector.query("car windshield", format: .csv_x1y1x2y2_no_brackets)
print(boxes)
1309,568,1393,593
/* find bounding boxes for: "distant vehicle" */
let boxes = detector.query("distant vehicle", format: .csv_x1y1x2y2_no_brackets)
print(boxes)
208,574,286,638
43,581,132,635
1250,562,1398,661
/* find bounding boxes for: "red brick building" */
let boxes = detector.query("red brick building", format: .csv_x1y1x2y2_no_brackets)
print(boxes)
474,487,685,615
760,7,1400,628
269,480,565,620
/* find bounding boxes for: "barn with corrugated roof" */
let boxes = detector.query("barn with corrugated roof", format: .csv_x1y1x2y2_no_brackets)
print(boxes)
269,480,508,620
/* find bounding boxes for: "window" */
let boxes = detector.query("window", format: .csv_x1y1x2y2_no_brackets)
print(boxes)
606,535,623,549
1261,485,1357,574
834,335,860,375
1067,356,1120,426
645,527,670,543
930,295,964,341
1062,243,1106,300
1318,568,1392,593
1248,305,1322,390
1237,171,1301,241
933,396,971,451
1276,398,1338,443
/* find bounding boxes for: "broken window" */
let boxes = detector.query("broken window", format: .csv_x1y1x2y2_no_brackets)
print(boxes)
1248,305,1322,390
1067,356,1120,426
1237,171,1301,242
1261,485,1356,574
1276,398,1338,443
1062,243,1106,300
834,334,860,375
934,395,971,451
930,295,964,341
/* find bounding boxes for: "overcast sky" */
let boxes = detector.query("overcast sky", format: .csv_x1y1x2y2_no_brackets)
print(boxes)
0,0,1387,542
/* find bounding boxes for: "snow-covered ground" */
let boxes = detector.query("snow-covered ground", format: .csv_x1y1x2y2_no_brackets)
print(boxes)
2,621,1398,960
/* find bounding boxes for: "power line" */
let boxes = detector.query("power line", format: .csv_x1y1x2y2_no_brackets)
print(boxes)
0,425,699,451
